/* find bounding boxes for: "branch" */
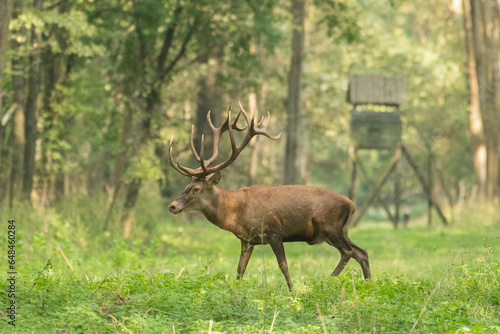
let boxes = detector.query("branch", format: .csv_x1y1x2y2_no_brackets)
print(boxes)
46,0,70,11
157,3,183,74
131,0,149,62
159,16,199,81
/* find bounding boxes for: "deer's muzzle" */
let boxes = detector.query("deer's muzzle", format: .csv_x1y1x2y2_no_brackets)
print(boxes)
168,201,183,214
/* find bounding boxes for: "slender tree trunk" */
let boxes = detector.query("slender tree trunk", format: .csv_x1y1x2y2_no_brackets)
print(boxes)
121,178,142,239
0,0,13,201
8,0,25,206
482,0,500,200
0,0,12,110
463,0,487,199
22,0,43,203
284,0,305,185
427,146,433,227
248,38,268,185
248,92,260,184
104,104,136,231
463,0,500,201
120,91,158,238
194,52,222,158
40,0,71,203
116,3,195,237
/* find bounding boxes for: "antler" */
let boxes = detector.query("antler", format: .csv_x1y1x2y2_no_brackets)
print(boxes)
169,102,281,178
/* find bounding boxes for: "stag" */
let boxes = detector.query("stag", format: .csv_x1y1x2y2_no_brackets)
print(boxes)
168,102,371,290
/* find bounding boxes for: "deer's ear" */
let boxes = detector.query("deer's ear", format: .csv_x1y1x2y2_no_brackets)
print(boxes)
206,171,221,187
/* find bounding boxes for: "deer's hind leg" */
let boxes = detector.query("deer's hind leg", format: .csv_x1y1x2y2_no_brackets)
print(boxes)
344,234,371,280
319,211,371,280
326,235,371,280
325,234,355,277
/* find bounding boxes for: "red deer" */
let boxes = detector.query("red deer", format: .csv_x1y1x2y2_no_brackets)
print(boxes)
168,102,371,290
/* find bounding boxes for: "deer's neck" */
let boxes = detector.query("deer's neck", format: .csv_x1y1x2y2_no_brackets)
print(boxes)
201,186,241,233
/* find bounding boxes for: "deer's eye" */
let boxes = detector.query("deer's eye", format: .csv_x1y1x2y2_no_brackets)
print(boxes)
192,188,200,193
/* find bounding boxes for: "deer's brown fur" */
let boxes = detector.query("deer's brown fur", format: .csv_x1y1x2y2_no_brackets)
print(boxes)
168,104,371,290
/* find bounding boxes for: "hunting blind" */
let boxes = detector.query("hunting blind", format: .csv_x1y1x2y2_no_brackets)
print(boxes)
347,74,449,228
348,75,403,150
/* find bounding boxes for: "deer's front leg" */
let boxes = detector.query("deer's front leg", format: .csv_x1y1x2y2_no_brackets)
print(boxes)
237,241,254,280
269,235,294,291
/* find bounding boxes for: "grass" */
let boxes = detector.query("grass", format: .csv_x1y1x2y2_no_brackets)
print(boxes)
1,193,499,333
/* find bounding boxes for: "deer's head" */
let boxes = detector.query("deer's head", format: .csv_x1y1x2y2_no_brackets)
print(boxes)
167,102,280,215
168,173,220,214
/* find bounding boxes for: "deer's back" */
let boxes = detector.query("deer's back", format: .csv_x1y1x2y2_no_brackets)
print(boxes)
240,184,353,211
229,184,354,243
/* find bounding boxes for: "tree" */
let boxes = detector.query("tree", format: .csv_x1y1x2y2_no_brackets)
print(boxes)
22,0,43,203
463,0,500,201
95,0,282,237
284,0,306,185
0,0,13,109
0,0,13,194
95,0,218,237
118,1,198,238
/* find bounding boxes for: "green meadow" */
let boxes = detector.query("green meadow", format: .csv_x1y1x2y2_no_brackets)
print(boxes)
1,194,499,333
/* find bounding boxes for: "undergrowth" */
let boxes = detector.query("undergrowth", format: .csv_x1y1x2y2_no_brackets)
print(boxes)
1,193,499,333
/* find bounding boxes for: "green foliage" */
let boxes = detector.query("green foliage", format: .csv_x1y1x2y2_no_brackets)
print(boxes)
1,0,493,328
3,0,473,206
9,6,104,57
1,195,499,333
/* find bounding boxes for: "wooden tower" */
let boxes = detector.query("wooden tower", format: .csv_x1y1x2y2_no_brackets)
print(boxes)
347,74,448,227
347,74,404,227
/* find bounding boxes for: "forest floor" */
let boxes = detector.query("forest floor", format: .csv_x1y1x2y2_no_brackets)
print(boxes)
1,195,499,333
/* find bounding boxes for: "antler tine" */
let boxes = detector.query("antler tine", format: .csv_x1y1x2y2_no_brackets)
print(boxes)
237,102,280,140
169,103,281,179
227,105,238,152
199,134,204,161
238,101,253,126
255,115,265,127
203,106,243,168
199,134,209,174
263,111,271,129
207,108,246,134
253,111,282,140
168,136,194,177
189,125,201,161
176,158,207,178
232,109,247,131
206,110,217,132
204,110,222,168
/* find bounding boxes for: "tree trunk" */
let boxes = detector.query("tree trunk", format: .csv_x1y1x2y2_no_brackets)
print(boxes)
463,0,500,202
0,0,12,110
115,3,195,237
9,1,33,203
194,53,223,159
248,37,269,185
284,0,305,185
0,0,13,201
481,0,500,200
41,50,68,202
22,0,43,203
8,0,26,207
39,0,72,204
121,178,142,239
104,104,136,231
248,92,260,184
119,91,158,238
463,0,487,199
427,146,433,227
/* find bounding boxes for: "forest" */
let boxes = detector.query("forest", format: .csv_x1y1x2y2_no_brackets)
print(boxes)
0,0,499,333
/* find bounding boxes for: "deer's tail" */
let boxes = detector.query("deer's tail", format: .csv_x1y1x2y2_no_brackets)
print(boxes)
342,200,356,237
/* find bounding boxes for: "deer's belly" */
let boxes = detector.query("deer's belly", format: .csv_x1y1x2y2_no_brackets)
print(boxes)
282,233,327,245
